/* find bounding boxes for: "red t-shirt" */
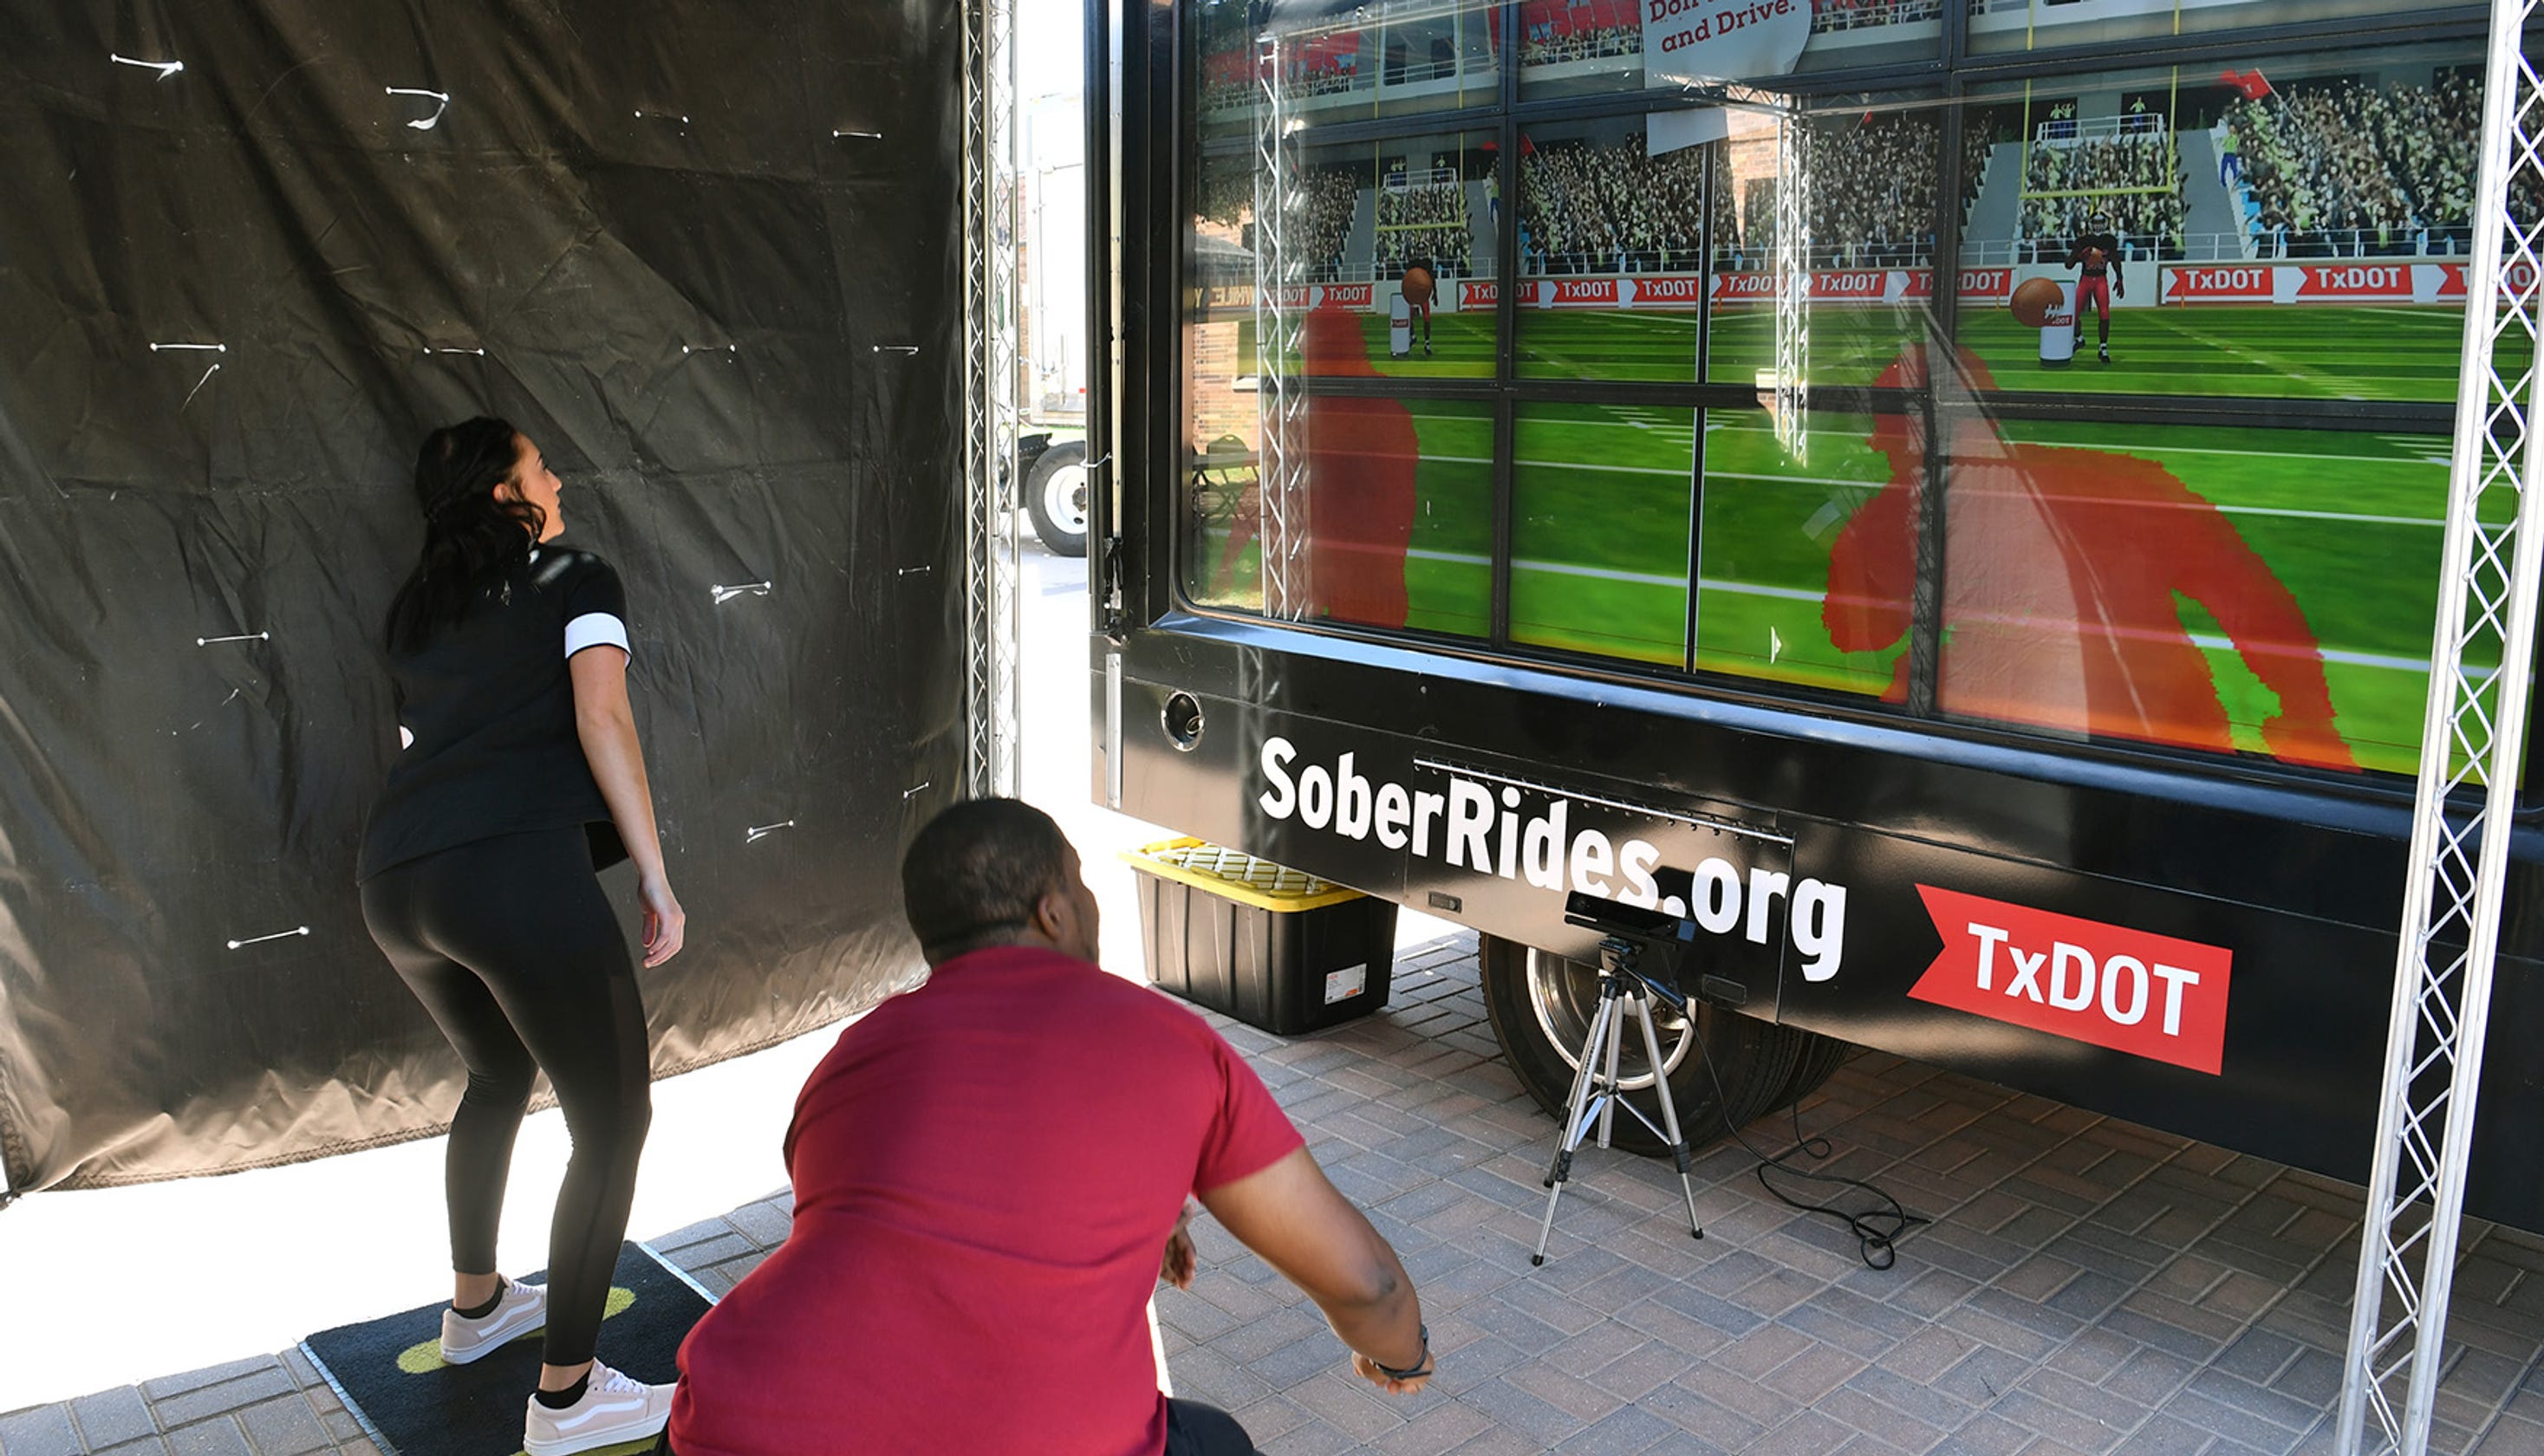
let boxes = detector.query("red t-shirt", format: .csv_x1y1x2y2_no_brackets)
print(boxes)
668,946,1305,1456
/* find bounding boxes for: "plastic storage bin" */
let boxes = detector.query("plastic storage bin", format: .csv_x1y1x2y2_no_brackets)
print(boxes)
1124,838,1396,1036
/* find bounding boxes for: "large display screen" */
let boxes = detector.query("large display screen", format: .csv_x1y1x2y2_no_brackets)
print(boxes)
1181,9,2510,779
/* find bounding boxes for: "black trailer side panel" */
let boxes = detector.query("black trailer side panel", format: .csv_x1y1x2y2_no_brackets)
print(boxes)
1104,621,2544,1232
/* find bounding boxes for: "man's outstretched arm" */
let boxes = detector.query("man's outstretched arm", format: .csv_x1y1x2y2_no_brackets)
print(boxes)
1199,1147,1431,1394
2167,489,2358,770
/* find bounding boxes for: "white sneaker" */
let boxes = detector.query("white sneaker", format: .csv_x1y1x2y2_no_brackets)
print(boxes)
523,1361,676,1456
440,1278,548,1365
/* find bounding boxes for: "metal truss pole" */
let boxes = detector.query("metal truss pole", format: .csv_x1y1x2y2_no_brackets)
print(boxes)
1773,105,1811,463
1252,30,1309,621
961,0,1024,798
2338,3,2543,1451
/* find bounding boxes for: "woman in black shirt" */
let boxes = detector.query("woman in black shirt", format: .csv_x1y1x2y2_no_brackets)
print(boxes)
359,418,685,1456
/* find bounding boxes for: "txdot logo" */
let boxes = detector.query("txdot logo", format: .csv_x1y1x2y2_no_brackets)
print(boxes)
1814,271,1885,296
1909,886,2234,1074
1257,738,1848,979
2307,263,2408,293
2176,266,2271,294
1633,276,1703,302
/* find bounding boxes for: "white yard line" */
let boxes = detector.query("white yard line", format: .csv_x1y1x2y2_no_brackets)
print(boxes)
2000,439,2444,467
1417,452,2440,524
2141,315,2319,375
1406,546,1680,588
1437,413,2443,469
1227,536,2454,674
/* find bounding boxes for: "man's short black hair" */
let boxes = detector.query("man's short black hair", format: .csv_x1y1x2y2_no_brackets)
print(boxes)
901,797,1072,954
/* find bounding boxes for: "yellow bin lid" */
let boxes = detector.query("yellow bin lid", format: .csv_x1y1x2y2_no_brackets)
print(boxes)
1122,837,1364,913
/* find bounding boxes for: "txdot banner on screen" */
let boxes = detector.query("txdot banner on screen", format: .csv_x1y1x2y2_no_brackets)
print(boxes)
1196,260,2544,318
1226,268,2017,316
1459,270,1938,310
1956,268,2015,303
1710,269,1926,306
2160,258,2542,305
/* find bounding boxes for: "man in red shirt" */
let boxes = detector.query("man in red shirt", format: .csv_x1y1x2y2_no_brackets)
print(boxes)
668,799,1432,1455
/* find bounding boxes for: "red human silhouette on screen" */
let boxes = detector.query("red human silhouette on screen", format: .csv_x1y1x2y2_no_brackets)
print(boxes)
1824,348,2357,770
1292,303,1417,627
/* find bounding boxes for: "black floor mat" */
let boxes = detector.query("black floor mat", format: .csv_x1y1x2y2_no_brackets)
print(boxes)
302,1243,708,1455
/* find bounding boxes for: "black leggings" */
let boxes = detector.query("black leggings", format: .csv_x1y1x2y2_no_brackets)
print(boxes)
361,826,653,1368
660,1397,1252,1456
1165,1399,1255,1455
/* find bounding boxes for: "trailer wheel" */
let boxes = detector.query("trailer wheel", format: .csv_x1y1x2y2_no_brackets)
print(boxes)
1025,439,1089,556
1480,935,1803,1156
1759,1031,1856,1118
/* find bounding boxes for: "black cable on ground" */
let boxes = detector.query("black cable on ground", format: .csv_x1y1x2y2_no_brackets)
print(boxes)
1683,1027,1929,1270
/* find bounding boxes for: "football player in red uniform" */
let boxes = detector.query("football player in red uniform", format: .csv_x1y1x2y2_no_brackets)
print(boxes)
2063,225,2123,363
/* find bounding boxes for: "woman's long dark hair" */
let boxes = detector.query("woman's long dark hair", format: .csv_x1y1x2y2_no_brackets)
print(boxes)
385,417,547,652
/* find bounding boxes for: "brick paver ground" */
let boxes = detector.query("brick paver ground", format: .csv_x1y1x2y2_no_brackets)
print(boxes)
8,931,2541,1455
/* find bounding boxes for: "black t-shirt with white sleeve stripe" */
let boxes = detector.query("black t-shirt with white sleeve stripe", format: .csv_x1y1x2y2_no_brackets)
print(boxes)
357,547,634,881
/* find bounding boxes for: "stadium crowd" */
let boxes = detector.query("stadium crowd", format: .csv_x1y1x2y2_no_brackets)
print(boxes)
2222,75,2538,258
1519,136,1708,274
2016,135,2185,260
1199,50,1252,114
1809,0,1945,34
1516,0,1641,66
1500,116,2004,276
1709,173,1739,270
1292,167,1363,278
1519,23,1640,65
1375,174,1474,274
1727,118,1992,269
1195,163,1251,229
1799,118,1949,266
1285,53,1363,97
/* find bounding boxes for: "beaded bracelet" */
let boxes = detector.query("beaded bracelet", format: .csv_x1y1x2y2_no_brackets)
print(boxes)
1370,1325,1431,1381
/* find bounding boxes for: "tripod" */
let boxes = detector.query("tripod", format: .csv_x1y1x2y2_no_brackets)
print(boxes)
1532,935,1705,1266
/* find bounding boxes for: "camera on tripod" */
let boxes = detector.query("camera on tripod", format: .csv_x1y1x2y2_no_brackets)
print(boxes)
1531,890,1714,1264
1562,890,1697,1013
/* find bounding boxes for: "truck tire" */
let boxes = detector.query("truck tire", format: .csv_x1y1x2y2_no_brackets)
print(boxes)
1025,439,1089,557
1005,432,1051,511
1760,1030,1855,1118
1480,935,1804,1156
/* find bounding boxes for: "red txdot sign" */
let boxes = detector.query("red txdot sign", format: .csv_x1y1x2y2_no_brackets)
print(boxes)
2299,264,2411,298
1909,886,2235,1074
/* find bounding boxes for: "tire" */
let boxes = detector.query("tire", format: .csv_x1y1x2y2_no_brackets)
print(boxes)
1025,439,1089,557
1480,935,1805,1156
1758,1030,1855,1119
1005,432,1051,510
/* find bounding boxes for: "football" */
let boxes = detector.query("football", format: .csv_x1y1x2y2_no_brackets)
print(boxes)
2011,276,2066,328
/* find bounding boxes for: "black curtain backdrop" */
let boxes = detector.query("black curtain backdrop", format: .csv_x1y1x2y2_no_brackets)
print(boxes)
0,0,966,1193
